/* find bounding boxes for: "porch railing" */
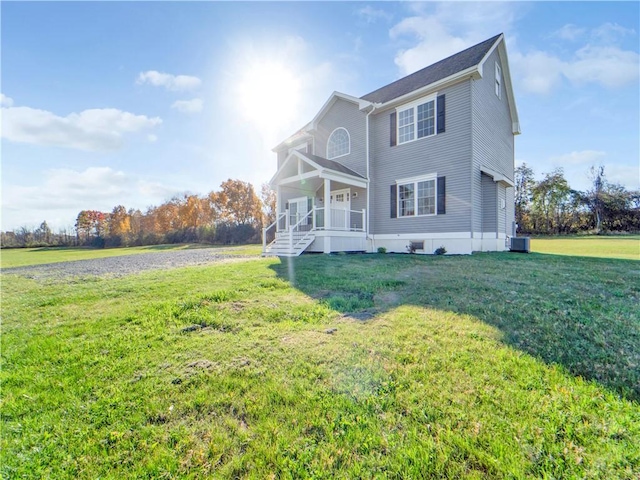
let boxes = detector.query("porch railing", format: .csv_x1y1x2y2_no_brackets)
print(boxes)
314,207,366,232
263,207,366,254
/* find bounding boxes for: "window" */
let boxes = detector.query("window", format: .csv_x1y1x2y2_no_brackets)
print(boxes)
327,128,350,159
397,95,436,145
397,175,437,217
495,62,502,99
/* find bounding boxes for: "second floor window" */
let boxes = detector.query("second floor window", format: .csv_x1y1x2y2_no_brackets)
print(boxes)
397,96,436,145
327,128,350,159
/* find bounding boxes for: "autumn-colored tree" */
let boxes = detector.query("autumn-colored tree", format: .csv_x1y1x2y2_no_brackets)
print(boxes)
109,205,131,238
212,179,263,227
260,183,277,227
75,210,108,241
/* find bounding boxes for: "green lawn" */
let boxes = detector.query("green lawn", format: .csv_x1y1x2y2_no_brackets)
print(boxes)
0,244,262,269
531,235,639,260
2,249,639,478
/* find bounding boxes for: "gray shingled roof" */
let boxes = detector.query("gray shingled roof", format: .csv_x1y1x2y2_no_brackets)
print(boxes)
302,153,365,179
361,34,501,104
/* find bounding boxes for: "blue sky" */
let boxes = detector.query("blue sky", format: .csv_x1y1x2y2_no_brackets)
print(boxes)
2,1,638,231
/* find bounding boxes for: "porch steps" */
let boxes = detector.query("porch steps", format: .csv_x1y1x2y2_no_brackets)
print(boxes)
263,232,315,257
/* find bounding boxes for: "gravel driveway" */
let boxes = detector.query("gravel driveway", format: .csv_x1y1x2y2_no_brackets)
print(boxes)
3,247,259,280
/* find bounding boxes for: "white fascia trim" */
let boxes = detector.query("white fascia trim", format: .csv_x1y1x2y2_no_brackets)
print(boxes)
279,171,320,185
321,171,368,189
309,91,362,130
371,232,472,240
481,166,514,187
270,150,320,185
376,65,479,112
477,34,503,74
271,126,312,152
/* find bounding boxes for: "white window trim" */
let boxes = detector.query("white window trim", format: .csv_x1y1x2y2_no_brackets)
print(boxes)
495,62,502,100
396,173,438,218
326,127,350,160
396,93,438,145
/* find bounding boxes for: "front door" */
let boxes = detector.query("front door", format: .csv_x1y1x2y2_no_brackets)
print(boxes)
330,188,350,230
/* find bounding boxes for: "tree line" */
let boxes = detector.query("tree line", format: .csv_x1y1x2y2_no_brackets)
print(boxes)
1,179,277,249
515,165,639,235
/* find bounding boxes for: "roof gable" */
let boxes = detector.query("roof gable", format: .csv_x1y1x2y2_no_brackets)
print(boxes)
361,34,501,104
269,150,365,185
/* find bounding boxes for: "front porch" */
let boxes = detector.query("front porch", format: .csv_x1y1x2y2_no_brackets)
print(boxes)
262,150,368,257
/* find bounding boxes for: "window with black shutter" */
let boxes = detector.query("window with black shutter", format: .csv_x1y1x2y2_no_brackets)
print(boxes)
390,112,397,147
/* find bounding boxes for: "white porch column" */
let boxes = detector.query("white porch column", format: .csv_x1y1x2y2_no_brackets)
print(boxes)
323,179,331,254
276,186,282,231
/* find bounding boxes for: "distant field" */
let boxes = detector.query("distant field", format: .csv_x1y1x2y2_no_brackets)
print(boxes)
531,235,639,260
0,244,262,269
2,251,638,478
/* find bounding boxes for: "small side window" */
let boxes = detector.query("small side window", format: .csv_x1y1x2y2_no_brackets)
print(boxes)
495,62,502,99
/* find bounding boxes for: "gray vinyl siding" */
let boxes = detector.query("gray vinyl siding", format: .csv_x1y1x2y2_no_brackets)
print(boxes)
497,183,506,233
471,48,515,235
370,80,472,235
481,173,497,232
315,98,368,177
506,186,515,235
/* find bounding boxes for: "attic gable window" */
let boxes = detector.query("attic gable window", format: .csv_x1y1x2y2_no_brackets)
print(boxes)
396,94,437,145
326,127,350,159
495,62,502,99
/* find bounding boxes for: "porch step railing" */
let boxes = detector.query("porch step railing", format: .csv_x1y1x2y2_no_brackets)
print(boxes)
263,209,315,257
262,206,367,256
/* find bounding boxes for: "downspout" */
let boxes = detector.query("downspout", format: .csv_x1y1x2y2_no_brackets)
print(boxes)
365,104,377,242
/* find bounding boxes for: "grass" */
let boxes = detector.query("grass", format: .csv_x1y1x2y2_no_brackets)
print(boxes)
531,235,639,260
0,244,262,268
1,247,639,478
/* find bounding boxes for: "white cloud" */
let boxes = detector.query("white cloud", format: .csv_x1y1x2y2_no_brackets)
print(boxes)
1,167,185,230
604,164,640,189
390,2,520,75
136,70,202,91
2,167,130,211
1,106,161,151
549,150,607,166
1,93,13,107
592,22,636,43
171,98,203,113
147,134,158,142
357,5,392,24
551,24,586,42
510,50,566,95
563,45,639,88
137,180,180,198
388,7,639,93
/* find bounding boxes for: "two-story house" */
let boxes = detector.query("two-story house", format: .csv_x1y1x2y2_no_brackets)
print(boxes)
263,33,519,256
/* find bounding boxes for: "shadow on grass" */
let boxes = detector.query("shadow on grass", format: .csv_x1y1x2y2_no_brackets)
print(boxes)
270,252,640,402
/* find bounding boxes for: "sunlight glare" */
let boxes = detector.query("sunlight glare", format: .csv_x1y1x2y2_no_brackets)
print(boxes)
236,62,301,132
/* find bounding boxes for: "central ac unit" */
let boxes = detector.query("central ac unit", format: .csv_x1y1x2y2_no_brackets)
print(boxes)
510,237,530,253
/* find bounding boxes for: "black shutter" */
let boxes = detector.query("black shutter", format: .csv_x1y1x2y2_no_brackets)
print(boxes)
437,95,445,134
390,184,397,218
390,112,397,147
437,176,446,214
